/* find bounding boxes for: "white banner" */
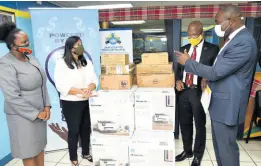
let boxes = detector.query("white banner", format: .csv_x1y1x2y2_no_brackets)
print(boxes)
100,28,133,63
30,9,100,151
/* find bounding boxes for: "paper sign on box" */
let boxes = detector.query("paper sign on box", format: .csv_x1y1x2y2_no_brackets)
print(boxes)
101,54,129,65
137,74,175,87
129,131,175,166
91,135,130,166
89,86,137,137
141,52,169,65
100,74,133,90
134,88,176,132
136,63,173,74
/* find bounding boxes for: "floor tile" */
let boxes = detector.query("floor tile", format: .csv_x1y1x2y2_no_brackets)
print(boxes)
207,148,216,161
80,159,93,166
212,161,257,166
60,151,83,164
206,132,212,140
240,162,257,166
189,160,213,166
206,140,214,150
246,150,261,162
206,120,211,126
212,160,218,166
5,158,20,166
56,164,71,166
202,150,212,161
12,160,23,166
175,148,184,156
175,160,190,166
45,162,58,166
237,141,244,150
175,138,184,148
45,150,68,163
201,160,213,166
239,140,261,151
240,150,253,162
206,125,212,133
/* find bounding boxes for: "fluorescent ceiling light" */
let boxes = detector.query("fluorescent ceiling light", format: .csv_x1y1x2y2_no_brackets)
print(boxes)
140,29,164,33
161,37,167,42
78,4,133,9
112,20,145,25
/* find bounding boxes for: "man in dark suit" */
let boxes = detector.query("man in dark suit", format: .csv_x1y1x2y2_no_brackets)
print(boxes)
175,21,219,166
176,5,257,166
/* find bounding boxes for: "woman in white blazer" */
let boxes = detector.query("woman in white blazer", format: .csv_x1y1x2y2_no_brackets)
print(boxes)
54,36,98,166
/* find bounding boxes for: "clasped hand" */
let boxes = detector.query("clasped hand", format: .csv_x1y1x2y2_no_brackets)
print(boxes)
38,107,51,121
80,88,92,98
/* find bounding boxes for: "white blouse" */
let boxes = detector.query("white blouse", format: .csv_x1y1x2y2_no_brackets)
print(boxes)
54,59,98,101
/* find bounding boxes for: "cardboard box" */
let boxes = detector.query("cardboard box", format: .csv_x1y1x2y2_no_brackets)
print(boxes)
137,74,175,87
141,52,168,65
129,131,175,166
89,86,137,137
100,74,133,90
91,136,130,166
101,54,129,65
101,64,135,75
134,88,175,132
136,63,173,74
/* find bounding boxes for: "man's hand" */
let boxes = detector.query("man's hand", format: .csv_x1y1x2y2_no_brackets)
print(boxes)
37,111,47,120
48,123,68,142
175,49,190,65
44,107,51,121
201,78,208,91
176,80,184,91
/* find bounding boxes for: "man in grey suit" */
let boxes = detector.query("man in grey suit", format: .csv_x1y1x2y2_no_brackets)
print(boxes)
176,5,257,166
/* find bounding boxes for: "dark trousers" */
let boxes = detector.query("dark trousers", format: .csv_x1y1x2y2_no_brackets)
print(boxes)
178,88,206,158
62,100,91,161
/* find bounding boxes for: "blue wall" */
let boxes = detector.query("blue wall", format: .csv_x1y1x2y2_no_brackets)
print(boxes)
0,1,58,165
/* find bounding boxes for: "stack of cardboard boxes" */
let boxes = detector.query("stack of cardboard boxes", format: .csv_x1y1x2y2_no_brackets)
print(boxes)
130,52,175,166
136,52,174,87
89,52,175,166
100,53,135,90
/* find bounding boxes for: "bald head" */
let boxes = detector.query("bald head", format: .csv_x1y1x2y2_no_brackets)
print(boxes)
187,21,204,38
221,5,242,20
215,5,243,32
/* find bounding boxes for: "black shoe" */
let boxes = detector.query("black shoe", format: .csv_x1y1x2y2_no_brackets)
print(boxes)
82,154,93,162
175,151,193,162
191,157,202,166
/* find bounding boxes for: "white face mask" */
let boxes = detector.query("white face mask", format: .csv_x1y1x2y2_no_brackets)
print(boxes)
214,20,229,37
214,25,225,37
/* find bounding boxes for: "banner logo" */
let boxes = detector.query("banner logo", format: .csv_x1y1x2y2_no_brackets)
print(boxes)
105,33,121,45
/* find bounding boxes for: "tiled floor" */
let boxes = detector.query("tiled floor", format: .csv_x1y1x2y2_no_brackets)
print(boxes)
175,115,261,166
5,115,261,166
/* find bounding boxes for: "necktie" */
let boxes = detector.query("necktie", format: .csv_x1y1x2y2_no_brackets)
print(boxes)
223,38,230,47
185,47,197,87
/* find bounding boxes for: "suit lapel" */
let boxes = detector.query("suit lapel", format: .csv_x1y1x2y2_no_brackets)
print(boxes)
199,41,208,63
181,44,191,73
217,28,248,57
